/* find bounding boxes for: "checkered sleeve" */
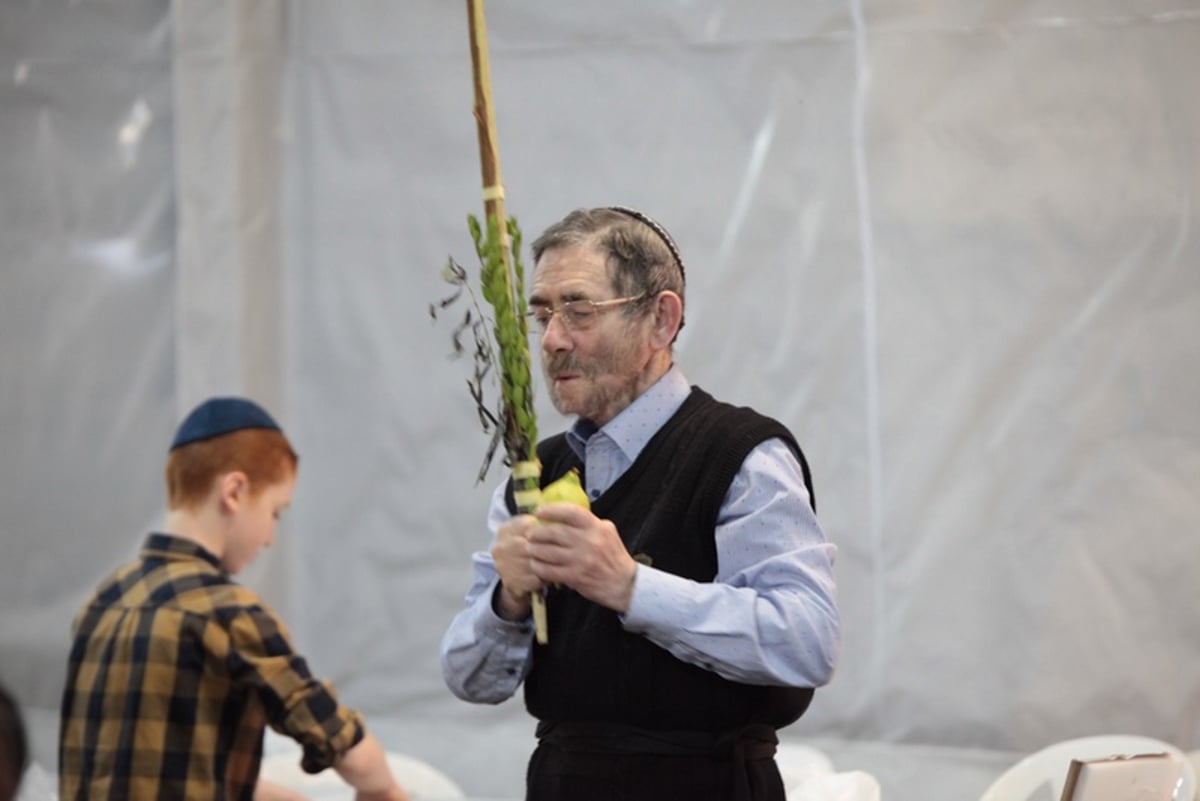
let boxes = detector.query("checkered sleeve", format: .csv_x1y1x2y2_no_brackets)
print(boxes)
223,600,365,774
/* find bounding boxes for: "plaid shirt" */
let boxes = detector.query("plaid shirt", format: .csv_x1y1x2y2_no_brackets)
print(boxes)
59,534,364,801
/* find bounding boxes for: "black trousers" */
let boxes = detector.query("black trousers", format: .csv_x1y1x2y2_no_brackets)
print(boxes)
526,722,786,801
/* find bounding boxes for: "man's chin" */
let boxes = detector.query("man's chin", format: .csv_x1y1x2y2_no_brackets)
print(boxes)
548,393,574,416
548,387,586,418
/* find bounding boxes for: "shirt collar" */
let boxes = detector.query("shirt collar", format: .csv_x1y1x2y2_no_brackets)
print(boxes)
143,532,225,573
566,364,691,461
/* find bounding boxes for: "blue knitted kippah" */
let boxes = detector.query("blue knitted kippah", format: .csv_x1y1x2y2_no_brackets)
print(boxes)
169,397,282,451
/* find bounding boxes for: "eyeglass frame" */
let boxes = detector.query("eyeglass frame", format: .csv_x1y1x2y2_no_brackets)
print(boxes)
525,293,650,334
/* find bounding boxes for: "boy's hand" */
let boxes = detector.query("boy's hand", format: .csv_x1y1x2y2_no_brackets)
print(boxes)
253,778,309,801
354,786,412,801
335,732,414,801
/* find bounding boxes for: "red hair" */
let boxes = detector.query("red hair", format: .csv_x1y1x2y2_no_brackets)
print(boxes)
165,428,298,510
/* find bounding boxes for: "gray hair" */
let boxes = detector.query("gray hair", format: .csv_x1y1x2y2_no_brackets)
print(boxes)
531,207,687,335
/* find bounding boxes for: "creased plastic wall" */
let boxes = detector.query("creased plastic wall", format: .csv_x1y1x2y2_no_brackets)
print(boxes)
1,2,1198,800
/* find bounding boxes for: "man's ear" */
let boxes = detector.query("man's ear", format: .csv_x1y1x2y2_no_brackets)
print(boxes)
218,471,249,512
649,291,683,349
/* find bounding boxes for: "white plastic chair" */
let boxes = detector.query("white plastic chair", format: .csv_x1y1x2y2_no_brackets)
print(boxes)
980,735,1196,801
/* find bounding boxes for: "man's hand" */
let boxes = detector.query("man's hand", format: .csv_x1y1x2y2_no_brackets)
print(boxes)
527,503,639,613
491,514,544,620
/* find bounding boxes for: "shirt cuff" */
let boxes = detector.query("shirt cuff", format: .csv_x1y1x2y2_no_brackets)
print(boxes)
298,704,365,774
478,580,536,640
621,563,686,633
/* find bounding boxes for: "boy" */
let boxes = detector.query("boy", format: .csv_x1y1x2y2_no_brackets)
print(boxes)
0,683,27,801
59,397,410,801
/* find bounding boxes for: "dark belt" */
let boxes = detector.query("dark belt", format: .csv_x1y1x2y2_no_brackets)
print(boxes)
536,720,778,759
535,720,779,800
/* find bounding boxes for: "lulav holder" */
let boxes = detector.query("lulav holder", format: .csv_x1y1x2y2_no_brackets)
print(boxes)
511,459,549,643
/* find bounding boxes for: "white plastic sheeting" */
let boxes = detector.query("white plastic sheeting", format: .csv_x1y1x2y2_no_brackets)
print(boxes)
1,2,1198,800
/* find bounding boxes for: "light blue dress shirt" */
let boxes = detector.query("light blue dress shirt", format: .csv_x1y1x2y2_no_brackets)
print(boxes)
440,366,840,704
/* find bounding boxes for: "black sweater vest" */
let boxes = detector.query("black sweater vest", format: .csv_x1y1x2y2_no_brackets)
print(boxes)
506,387,816,731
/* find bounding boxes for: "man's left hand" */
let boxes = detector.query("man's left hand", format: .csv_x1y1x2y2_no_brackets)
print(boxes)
527,503,638,613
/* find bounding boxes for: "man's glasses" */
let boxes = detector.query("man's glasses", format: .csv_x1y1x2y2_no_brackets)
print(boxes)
526,294,647,334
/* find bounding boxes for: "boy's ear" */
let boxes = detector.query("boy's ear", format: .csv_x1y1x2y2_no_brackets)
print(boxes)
218,471,249,512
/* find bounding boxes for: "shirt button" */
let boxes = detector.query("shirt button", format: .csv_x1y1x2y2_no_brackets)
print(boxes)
590,489,600,499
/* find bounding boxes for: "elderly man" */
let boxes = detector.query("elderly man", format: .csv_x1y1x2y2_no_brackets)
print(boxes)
441,206,840,801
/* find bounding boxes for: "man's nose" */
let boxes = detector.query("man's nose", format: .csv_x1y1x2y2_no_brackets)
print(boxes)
539,314,573,350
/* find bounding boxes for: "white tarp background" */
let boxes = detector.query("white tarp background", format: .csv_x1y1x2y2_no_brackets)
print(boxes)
1,2,1198,799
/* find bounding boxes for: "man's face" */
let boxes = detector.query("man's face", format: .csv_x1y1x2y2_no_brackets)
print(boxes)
530,244,653,426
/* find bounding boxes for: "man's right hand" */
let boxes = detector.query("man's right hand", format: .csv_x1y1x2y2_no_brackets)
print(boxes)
491,514,544,620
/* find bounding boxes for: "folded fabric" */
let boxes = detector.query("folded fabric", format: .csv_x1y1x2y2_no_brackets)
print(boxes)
775,742,882,801
787,769,883,801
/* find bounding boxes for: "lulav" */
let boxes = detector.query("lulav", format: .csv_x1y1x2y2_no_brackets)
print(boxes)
473,214,538,460
459,0,550,643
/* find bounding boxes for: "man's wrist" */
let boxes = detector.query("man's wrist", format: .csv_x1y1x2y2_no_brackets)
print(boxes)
492,582,532,621
616,562,639,614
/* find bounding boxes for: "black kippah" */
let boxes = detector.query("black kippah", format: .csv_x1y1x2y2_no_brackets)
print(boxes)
170,397,282,451
605,206,686,284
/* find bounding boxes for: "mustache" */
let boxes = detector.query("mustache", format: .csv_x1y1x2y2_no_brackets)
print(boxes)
544,355,588,376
